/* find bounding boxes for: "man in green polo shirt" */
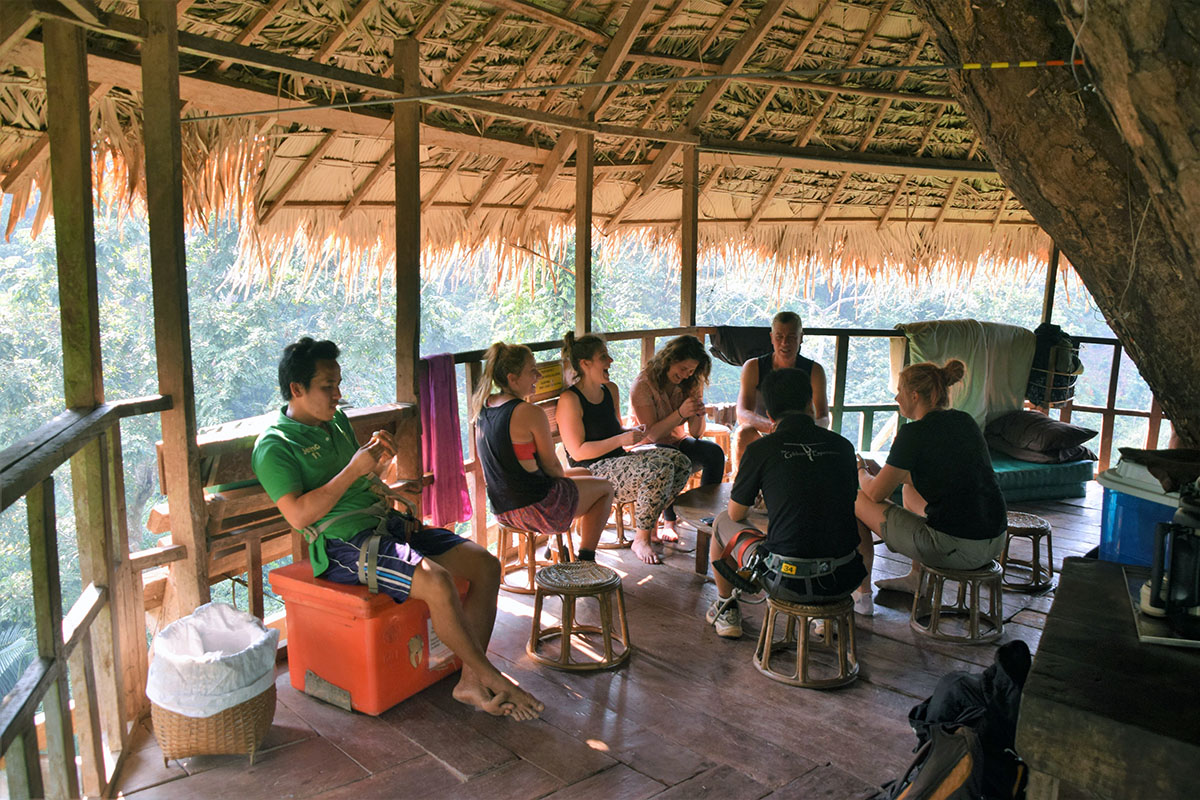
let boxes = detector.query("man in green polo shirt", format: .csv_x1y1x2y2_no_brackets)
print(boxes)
252,337,542,721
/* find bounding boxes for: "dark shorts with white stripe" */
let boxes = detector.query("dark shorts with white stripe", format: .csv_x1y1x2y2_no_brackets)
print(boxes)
319,513,465,602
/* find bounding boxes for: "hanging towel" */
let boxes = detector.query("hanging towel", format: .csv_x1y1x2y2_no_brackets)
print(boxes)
893,320,1036,428
420,354,472,527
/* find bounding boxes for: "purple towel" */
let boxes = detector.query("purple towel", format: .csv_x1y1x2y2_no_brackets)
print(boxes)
420,354,472,527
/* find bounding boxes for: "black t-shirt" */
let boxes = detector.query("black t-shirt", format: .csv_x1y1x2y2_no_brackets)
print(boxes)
886,408,1007,540
731,414,865,595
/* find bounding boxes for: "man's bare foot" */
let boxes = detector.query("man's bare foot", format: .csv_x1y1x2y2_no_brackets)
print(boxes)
875,572,921,594
484,676,543,721
453,678,512,716
632,539,661,564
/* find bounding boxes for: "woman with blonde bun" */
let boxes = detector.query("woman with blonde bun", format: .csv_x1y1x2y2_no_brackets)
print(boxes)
557,332,693,565
853,359,1007,608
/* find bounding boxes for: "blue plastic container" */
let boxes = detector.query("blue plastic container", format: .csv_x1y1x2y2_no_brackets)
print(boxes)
1097,466,1178,566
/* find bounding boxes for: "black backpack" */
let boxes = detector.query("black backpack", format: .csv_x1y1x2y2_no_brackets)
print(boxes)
876,641,1031,800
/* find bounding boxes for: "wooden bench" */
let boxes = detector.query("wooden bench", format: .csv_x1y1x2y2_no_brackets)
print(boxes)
146,403,419,621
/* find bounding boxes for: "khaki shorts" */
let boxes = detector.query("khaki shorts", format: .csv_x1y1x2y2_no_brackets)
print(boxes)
880,505,1003,570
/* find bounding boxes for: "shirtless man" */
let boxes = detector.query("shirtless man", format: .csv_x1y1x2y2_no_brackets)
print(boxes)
252,337,543,720
732,312,830,470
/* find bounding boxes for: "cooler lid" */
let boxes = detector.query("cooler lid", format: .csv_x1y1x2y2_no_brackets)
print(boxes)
267,562,396,616
1097,457,1180,506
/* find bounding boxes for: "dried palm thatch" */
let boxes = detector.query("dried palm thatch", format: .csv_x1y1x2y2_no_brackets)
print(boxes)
0,0,1055,294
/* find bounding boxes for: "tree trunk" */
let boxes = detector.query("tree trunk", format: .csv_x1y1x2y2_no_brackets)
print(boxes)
912,0,1200,447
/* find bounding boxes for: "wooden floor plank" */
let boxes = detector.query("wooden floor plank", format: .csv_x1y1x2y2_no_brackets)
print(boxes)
539,763,664,800
380,697,515,780
651,764,772,800
762,762,880,800
313,754,462,800
437,759,564,800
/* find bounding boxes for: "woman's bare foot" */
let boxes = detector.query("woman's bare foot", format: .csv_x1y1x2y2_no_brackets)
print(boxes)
654,521,680,544
875,571,921,594
632,537,661,564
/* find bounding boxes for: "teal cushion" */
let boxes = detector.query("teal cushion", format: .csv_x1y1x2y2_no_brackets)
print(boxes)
990,450,1094,502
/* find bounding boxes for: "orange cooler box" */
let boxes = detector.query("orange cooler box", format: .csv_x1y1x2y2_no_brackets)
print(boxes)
269,562,466,715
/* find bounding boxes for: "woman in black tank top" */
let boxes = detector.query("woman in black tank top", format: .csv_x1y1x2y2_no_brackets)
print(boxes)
472,342,615,560
558,334,693,565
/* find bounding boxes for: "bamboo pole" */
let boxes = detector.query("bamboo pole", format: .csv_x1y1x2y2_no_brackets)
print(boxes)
680,146,698,327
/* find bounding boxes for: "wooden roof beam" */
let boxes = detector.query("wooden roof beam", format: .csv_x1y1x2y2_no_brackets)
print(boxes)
420,151,467,214
606,0,791,232
2,81,111,195
340,150,394,220
0,1,38,63
467,157,512,221
439,12,508,90
877,104,946,227
745,0,892,230
215,0,289,72
482,0,607,45
315,0,381,63
932,137,981,231
259,129,341,225
991,188,1012,233
701,139,994,178
414,0,453,40
699,0,745,54
517,0,656,215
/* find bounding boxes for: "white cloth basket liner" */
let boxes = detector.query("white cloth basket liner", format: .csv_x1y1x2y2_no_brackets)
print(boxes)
146,602,280,718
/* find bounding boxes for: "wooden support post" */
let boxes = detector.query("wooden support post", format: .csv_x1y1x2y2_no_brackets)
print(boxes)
1041,244,1059,325
575,131,593,334
1147,397,1164,449
68,629,105,797
5,730,43,800
394,37,423,496
831,333,849,435
1099,343,1122,471
141,0,210,612
680,146,699,327
44,19,124,779
465,360,489,547
27,478,79,799
106,426,148,724
641,336,656,367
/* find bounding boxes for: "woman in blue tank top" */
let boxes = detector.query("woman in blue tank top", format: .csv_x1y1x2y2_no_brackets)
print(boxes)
557,333,692,565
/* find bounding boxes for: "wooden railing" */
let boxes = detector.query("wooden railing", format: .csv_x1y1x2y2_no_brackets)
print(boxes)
0,395,171,799
449,326,1165,549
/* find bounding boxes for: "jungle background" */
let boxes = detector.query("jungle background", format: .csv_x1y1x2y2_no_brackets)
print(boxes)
0,197,1162,695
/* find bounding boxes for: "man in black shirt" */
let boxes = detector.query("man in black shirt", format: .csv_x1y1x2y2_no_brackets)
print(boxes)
706,368,867,639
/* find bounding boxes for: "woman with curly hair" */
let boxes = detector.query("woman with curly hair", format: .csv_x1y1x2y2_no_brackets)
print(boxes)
629,335,726,544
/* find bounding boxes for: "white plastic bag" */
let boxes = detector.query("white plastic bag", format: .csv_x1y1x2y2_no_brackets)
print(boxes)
146,603,280,718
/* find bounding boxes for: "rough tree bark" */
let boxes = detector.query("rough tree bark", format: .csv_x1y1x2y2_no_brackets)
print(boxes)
912,0,1200,447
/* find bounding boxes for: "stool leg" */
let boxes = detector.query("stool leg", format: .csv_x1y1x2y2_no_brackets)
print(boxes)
560,595,575,667
1001,533,1013,580
615,586,630,650
846,612,858,670
598,592,615,665
529,588,545,657
929,574,944,635
796,613,810,684
757,606,777,670
1045,533,1055,582
968,579,981,640
837,613,850,680
524,533,537,591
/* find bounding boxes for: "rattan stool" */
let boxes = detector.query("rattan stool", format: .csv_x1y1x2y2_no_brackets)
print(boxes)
1001,511,1055,591
497,525,574,595
528,562,631,670
910,561,1004,643
597,500,634,549
754,595,858,688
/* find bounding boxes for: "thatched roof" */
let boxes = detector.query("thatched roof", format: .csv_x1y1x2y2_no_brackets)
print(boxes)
0,0,1053,288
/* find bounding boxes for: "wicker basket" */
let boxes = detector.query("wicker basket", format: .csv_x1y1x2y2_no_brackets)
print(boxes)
151,683,276,766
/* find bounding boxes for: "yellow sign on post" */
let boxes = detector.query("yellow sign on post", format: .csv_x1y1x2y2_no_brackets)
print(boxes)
530,360,564,398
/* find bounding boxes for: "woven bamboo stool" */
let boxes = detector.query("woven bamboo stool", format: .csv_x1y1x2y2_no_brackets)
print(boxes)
497,525,574,595
754,595,858,688
527,562,631,670
1001,511,1055,591
702,422,733,481
910,561,1004,643
597,500,635,549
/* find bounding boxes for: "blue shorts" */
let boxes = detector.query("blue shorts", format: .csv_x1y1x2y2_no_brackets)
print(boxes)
320,512,465,602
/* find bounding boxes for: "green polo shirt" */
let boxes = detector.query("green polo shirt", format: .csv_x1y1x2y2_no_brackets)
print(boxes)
251,407,379,575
